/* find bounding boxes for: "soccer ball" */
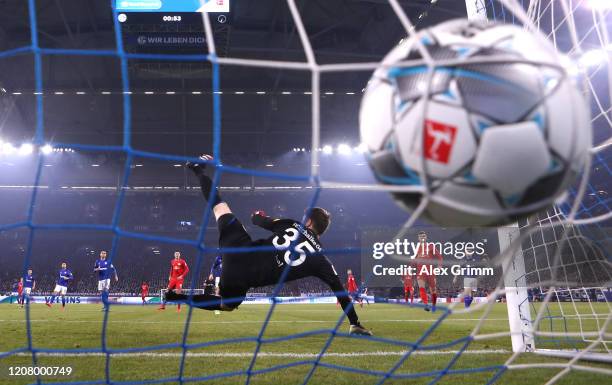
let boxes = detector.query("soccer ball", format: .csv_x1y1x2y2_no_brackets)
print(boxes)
359,19,592,226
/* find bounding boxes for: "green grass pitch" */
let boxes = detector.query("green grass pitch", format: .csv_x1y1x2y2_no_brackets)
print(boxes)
0,302,610,385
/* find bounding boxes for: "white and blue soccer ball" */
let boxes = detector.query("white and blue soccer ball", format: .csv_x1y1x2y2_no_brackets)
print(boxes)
359,19,592,226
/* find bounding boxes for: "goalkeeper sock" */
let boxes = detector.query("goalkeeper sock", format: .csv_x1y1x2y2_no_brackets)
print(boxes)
196,173,223,207
61,296,65,307
419,287,428,304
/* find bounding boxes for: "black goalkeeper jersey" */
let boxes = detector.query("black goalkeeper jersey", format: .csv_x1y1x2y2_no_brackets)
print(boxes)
215,212,358,324
223,214,339,290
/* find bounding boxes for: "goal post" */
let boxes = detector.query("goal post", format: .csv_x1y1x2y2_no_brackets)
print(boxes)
465,0,489,21
499,224,536,353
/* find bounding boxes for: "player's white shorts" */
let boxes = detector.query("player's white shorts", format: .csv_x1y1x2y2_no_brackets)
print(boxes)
53,285,68,295
98,279,111,291
24,287,32,295
464,278,478,290
214,276,220,287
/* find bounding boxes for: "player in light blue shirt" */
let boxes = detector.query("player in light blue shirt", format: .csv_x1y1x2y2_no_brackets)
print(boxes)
94,250,118,311
20,268,36,307
46,263,73,309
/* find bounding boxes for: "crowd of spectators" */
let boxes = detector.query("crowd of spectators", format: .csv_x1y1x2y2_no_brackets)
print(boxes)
2,189,502,298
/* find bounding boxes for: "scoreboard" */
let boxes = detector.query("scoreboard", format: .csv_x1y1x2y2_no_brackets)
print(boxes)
114,0,231,54
115,0,230,13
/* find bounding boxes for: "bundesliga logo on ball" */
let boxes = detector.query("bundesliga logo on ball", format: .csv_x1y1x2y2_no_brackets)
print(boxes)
359,19,592,226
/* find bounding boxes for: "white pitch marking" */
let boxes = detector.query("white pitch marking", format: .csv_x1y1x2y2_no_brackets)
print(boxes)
0,318,510,324
5,350,511,358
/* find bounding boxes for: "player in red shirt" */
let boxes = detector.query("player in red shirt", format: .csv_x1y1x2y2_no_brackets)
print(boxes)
17,280,23,307
158,251,189,312
415,231,443,311
140,281,149,305
402,274,414,304
346,269,359,304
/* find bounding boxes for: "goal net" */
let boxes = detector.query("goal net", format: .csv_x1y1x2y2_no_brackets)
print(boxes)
0,0,610,384
466,0,612,371
513,207,611,361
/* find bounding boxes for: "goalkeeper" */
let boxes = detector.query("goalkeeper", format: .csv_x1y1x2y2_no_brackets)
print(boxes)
166,155,372,336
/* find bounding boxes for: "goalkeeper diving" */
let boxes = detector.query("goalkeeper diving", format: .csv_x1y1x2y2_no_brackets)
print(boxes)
165,155,372,336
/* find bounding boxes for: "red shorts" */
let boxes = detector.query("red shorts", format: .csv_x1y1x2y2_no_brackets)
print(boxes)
404,285,413,293
141,293,148,298
168,278,184,290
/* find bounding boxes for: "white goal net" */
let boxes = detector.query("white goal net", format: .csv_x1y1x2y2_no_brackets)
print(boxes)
469,0,612,371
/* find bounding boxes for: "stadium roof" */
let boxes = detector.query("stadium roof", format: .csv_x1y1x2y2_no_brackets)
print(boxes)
0,0,468,157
